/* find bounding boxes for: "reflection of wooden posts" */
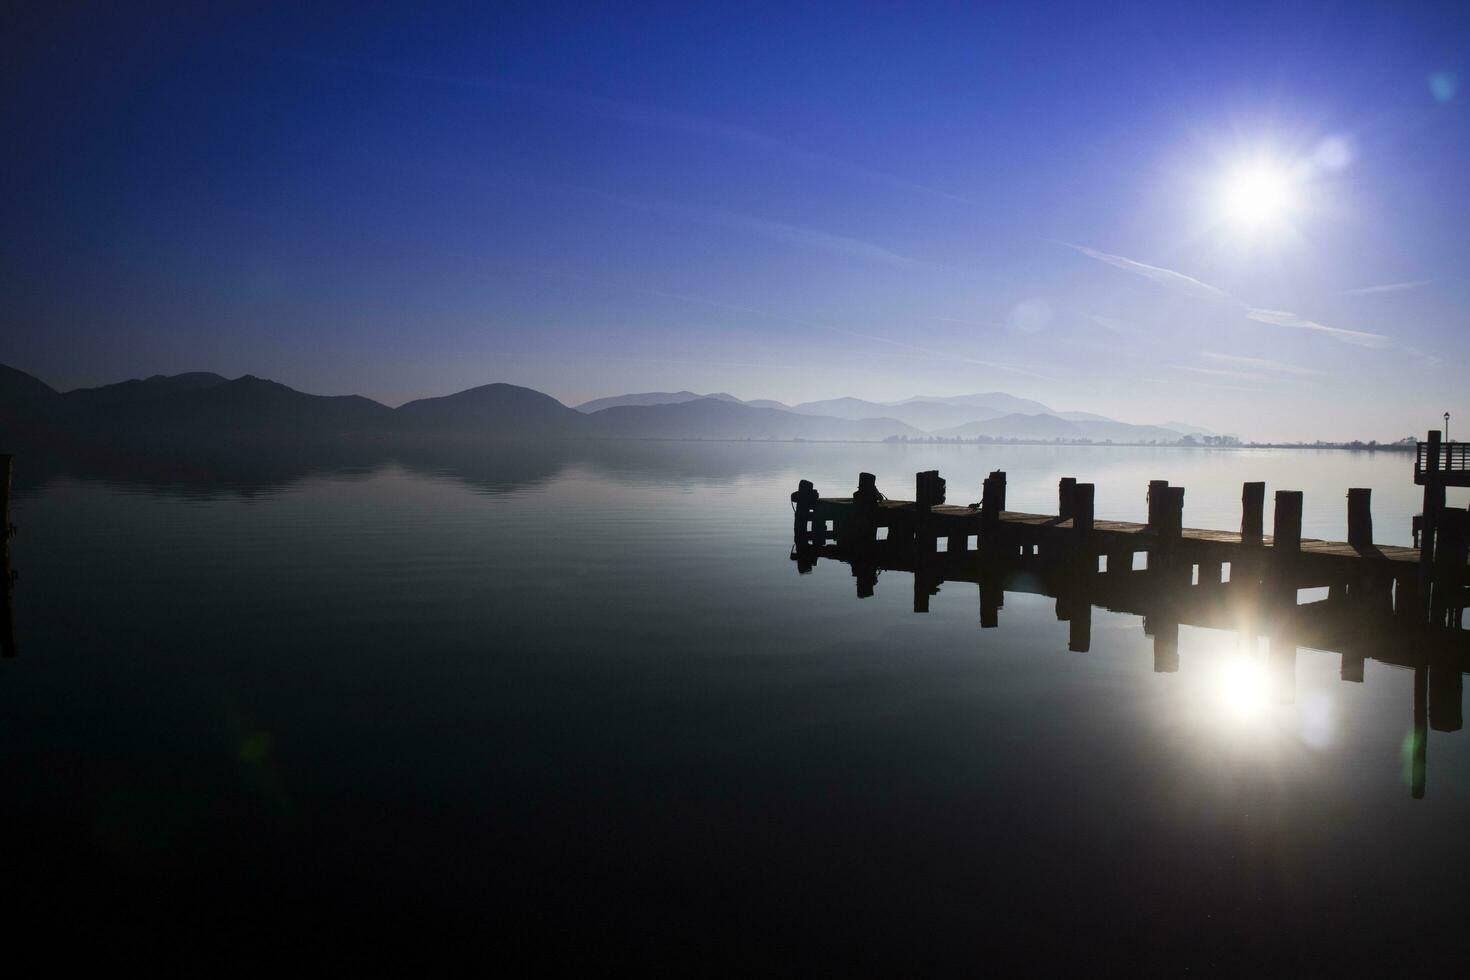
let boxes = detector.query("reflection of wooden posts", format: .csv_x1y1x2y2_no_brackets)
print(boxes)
978,568,1000,629
1151,616,1179,673
1268,608,1297,704
914,568,939,613
1429,649,1462,732
1347,488,1372,548
1058,477,1076,520
1,454,13,660
1412,663,1428,800
1241,481,1265,545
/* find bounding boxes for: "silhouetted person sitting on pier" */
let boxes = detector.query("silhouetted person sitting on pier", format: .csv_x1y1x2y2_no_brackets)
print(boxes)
853,472,885,511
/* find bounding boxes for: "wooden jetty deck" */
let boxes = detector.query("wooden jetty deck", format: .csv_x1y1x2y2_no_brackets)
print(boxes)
793,431,1470,626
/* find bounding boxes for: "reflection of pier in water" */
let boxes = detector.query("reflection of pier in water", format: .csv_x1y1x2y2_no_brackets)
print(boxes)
791,443,1470,799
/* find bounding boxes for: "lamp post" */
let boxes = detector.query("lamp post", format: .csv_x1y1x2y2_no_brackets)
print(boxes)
1446,412,1451,442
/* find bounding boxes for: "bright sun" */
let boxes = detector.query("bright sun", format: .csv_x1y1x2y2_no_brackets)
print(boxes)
1219,162,1294,232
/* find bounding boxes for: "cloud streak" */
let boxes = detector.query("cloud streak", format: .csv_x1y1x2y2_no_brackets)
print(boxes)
1062,243,1230,302
1064,242,1390,348
1242,308,1387,347
1342,280,1430,295
1201,352,1324,377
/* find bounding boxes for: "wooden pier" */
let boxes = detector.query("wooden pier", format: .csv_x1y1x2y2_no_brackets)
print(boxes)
790,433,1470,799
791,431,1470,625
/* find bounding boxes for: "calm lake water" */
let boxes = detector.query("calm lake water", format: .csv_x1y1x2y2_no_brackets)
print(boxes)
4,442,1468,972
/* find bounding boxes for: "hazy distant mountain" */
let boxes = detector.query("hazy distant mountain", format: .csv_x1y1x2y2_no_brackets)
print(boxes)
0,362,1205,446
61,372,230,415
743,399,789,410
0,364,60,409
122,376,395,434
398,382,583,434
583,398,920,441
789,397,1004,431
899,392,1055,416
1158,420,1218,437
935,413,1185,443
575,390,741,412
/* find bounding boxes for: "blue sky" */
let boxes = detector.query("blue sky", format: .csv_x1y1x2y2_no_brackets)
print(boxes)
2,2,1466,439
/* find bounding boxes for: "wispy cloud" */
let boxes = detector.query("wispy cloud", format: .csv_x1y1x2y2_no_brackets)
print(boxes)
1201,352,1325,377
582,189,929,269
1342,280,1430,295
1064,242,1390,348
1243,308,1387,347
1172,364,1272,384
1062,243,1230,302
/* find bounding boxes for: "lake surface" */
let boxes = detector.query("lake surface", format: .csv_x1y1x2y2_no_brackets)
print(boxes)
4,442,1468,972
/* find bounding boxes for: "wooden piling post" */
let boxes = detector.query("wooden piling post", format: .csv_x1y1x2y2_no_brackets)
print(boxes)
1421,430,1444,569
1430,507,1469,627
1347,488,1373,549
915,470,945,555
1058,477,1077,519
980,470,1007,551
791,480,819,544
1072,482,1095,572
1241,482,1265,546
1147,480,1169,528
1273,490,1303,557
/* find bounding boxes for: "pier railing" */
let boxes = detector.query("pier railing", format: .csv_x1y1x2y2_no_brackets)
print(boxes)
1417,439,1470,482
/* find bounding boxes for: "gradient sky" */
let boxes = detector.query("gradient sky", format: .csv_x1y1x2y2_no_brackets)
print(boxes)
3,2,1467,439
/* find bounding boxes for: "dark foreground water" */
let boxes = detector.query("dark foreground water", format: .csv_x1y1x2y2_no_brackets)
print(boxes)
3,441,1468,973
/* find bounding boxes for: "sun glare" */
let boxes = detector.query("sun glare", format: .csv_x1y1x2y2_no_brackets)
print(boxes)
1219,162,1294,232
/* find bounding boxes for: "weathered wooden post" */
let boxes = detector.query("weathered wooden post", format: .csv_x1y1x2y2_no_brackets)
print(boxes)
980,470,1006,553
1420,430,1444,570
915,470,945,555
1347,488,1373,549
1273,490,1303,557
1430,506,1469,627
1,453,14,660
1241,482,1265,546
850,471,884,547
1058,477,1077,519
791,479,819,544
1147,479,1169,528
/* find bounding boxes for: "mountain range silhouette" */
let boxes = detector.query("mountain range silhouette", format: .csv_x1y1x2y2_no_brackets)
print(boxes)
0,363,1207,446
